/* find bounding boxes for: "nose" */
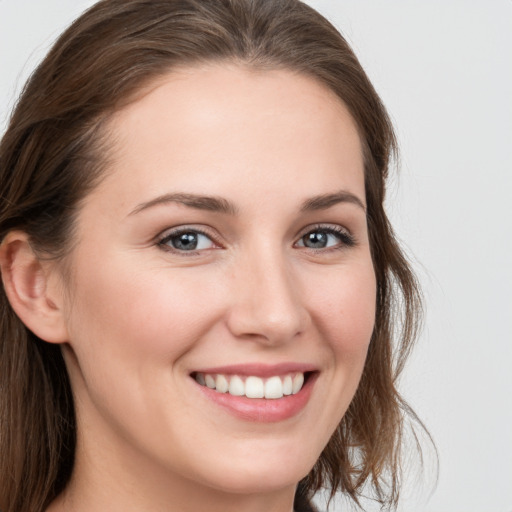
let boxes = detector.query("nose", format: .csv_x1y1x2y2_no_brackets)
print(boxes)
226,247,310,346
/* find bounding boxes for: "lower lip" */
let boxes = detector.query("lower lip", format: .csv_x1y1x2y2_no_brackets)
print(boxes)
193,373,317,423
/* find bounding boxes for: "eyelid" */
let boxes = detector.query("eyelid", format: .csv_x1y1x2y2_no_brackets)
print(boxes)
154,222,355,255
156,225,222,253
294,223,356,249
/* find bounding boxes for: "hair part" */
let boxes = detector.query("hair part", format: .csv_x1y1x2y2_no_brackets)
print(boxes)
0,1,427,510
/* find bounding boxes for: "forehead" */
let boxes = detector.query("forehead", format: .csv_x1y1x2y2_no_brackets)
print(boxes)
88,64,365,214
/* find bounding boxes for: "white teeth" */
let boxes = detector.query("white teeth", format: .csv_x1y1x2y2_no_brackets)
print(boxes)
283,375,293,395
215,374,229,393
245,376,265,398
205,374,216,389
228,375,245,396
195,372,306,399
264,376,283,399
292,373,304,394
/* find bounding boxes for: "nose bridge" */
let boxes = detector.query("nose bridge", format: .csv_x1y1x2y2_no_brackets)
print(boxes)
227,241,308,343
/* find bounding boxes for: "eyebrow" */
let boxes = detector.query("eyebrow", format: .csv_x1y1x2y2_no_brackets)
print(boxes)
129,189,365,217
128,193,239,216
300,191,366,212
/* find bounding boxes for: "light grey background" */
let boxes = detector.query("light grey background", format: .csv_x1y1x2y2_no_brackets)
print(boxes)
1,1,511,511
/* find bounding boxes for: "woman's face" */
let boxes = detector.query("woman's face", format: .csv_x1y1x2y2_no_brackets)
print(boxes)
58,65,376,499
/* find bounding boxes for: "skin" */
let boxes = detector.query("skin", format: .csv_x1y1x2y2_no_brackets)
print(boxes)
8,65,377,512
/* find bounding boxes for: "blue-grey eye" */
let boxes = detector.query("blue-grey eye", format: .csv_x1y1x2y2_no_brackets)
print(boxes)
164,231,214,251
296,228,353,249
302,231,329,248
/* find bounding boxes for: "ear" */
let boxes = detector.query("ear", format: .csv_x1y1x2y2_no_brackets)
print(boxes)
0,231,68,343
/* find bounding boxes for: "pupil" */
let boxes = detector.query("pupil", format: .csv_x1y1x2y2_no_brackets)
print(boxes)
173,233,198,250
305,232,327,248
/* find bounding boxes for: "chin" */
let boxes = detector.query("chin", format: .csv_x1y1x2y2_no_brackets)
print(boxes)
188,442,316,495
204,466,308,495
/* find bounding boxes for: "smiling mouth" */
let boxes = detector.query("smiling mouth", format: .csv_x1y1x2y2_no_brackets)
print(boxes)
192,372,311,399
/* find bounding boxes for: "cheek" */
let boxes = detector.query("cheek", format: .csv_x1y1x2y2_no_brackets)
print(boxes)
295,259,376,447
310,261,376,359
66,258,223,364
61,258,226,440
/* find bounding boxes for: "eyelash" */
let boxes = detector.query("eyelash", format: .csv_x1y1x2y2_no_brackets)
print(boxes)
296,224,356,251
156,224,356,255
157,226,219,255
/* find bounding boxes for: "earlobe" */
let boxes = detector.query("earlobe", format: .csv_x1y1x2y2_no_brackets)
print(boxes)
0,231,68,343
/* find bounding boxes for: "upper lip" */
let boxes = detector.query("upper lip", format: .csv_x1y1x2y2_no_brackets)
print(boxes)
191,362,318,378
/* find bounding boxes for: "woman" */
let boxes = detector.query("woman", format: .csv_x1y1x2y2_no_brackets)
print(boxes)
0,1,424,511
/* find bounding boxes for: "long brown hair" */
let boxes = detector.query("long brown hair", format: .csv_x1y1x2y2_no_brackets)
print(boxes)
0,1,426,510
